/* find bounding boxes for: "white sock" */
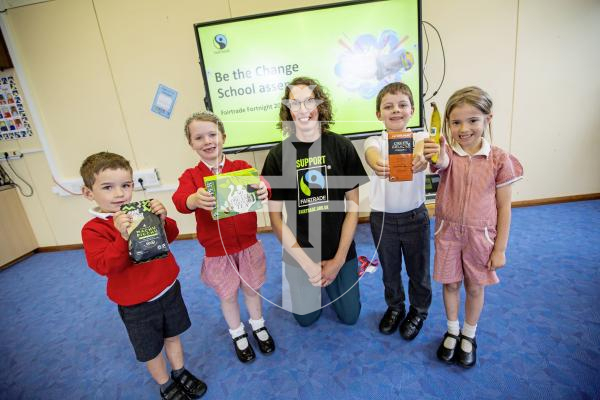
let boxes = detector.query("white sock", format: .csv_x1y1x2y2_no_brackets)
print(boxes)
444,320,460,349
229,322,248,350
249,317,269,341
461,322,477,352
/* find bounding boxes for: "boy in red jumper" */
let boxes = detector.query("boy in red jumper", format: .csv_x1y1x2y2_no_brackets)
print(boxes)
80,152,206,400
172,111,275,364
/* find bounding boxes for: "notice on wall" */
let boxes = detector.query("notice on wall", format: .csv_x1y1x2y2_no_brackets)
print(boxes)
0,76,33,141
150,84,177,119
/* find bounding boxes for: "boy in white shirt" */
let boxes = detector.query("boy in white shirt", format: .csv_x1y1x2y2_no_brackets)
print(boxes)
364,82,439,340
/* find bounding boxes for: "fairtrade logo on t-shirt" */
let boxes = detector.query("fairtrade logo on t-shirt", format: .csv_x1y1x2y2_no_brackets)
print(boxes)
297,166,328,208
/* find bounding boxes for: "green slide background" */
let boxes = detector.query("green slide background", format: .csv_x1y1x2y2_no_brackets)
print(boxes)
196,0,420,149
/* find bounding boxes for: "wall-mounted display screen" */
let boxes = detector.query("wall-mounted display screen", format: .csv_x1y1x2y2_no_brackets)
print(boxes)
195,0,422,151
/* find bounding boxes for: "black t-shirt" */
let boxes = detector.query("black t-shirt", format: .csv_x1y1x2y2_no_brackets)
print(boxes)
261,131,369,267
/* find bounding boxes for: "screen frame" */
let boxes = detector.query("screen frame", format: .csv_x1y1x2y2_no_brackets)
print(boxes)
194,0,424,153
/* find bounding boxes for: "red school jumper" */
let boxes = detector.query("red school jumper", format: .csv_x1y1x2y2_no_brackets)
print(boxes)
172,158,269,257
82,215,180,306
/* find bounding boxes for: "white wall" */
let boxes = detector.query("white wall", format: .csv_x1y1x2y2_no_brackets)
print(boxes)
1,0,598,246
511,0,600,199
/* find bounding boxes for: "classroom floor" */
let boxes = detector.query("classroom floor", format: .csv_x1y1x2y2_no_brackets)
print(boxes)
1,201,599,400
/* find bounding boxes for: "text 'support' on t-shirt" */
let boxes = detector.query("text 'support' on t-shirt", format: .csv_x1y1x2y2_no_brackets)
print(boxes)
262,132,369,267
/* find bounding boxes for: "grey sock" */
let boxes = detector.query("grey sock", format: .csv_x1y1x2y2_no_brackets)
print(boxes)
172,367,185,379
160,378,175,393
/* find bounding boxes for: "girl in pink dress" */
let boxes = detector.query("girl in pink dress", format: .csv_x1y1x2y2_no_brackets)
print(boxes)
430,87,523,368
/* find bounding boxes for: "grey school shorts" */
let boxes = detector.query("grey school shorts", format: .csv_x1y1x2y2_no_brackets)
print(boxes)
117,280,191,362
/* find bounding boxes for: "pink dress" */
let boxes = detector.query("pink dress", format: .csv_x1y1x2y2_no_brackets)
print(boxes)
432,139,523,285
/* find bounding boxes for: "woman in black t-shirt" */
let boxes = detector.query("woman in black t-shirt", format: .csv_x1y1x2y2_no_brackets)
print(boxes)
261,76,368,327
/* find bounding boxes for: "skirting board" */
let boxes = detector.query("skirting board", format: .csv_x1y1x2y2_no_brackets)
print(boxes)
22,193,600,256
0,251,36,271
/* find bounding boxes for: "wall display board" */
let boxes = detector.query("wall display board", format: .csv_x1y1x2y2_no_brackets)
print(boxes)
0,76,32,141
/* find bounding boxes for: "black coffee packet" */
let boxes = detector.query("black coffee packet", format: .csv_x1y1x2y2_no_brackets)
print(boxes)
120,200,169,263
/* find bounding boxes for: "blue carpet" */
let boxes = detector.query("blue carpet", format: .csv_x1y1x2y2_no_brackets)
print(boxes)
1,201,599,399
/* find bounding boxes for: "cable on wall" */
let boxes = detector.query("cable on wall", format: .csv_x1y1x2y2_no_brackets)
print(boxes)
421,20,446,103
421,19,431,97
51,177,80,196
1,153,33,197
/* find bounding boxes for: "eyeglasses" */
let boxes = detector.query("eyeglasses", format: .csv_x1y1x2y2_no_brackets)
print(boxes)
282,98,321,112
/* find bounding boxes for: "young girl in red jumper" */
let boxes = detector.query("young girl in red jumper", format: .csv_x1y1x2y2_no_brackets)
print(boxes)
172,111,275,364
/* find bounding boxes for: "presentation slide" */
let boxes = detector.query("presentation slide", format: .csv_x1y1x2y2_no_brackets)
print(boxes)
195,0,422,150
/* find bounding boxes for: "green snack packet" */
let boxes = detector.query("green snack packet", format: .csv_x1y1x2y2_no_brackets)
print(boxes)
203,167,263,220
120,200,169,263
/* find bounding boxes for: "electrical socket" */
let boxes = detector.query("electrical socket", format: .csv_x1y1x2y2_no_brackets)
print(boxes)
3,150,23,160
52,168,162,196
133,169,161,190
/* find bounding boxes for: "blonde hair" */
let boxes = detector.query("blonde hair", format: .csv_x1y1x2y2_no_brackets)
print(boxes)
80,152,132,189
442,86,493,146
184,111,225,143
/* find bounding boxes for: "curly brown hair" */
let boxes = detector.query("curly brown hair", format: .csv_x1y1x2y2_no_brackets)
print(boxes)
80,152,132,189
276,76,334,136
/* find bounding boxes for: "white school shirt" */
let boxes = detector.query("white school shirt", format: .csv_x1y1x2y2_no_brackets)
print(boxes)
364,130,428,213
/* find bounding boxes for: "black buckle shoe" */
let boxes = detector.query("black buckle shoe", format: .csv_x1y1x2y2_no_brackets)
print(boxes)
456,334,477,368
252,327,276,354
160,380,191,400
399,310,425,340
171,369,207,399
436,332,460,364
233,333,256,363
378,307,405,335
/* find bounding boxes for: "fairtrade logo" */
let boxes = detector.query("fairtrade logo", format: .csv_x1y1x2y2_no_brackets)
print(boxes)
214,34,227,49
300,170,325,196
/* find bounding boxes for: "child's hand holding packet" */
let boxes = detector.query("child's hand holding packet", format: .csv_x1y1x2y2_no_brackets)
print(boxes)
120,199,170,263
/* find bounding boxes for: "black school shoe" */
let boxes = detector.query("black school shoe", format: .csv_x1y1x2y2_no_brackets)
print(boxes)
252,327,276,354
160,380,191,400
436,332,460,364
171,369,207,399
233,333,256,363
378,307,405,335
399,309,425,340
456,334,477,368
